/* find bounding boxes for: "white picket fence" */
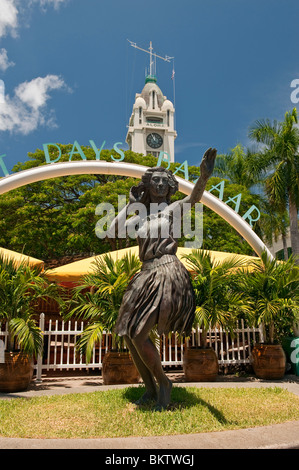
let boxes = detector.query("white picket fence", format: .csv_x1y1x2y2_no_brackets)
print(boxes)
0,313,264,380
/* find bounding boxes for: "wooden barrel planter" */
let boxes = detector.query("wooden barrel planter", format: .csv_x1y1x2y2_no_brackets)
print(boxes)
183,347,219,382
102,351,140,385
251,343,286,380
0,351,34,393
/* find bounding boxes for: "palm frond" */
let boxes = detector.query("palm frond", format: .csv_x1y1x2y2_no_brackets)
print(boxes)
0,255,59,354
9,318,43,356
65,251,141,354
75,322,104,364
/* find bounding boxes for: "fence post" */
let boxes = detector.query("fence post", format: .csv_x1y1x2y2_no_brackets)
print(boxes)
258,323,265,343
36,313,45,383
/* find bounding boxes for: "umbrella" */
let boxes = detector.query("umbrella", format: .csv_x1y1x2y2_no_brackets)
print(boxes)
44,246,259,283
0,247,44,270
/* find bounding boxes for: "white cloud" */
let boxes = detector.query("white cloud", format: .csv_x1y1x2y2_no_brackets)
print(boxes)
0,0,69,40
0,0,18,39
15,75,67,110
30,0,69,11
0,74,69,134
0,2,71,133
0,48,14,71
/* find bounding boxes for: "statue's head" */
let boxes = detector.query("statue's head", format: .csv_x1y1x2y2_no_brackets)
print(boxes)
139,167,178,205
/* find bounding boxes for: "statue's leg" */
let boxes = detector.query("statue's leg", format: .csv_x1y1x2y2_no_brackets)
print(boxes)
131,316,172,410
124,335,158,403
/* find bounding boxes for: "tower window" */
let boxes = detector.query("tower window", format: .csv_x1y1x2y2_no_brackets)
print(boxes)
167,110,170,126
152,91,155,109
146,116,163,123
139,107,142,124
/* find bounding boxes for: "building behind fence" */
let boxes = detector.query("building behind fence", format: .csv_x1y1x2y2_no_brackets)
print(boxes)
0,313,264,380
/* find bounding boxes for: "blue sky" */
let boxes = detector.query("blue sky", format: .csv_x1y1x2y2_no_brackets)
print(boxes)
0,0,298,173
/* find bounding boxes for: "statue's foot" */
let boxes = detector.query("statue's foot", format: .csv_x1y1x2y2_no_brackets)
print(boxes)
155,377,172,411
135,390,158,405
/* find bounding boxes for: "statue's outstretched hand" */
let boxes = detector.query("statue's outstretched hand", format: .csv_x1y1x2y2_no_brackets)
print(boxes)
200,147,217,180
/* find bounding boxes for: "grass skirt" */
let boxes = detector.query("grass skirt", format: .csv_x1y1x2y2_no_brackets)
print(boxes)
114,255,195,339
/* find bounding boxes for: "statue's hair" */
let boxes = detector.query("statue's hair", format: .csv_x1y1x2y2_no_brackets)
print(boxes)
138,166,178,206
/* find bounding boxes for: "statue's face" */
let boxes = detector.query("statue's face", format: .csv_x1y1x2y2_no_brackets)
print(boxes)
149,171,169,199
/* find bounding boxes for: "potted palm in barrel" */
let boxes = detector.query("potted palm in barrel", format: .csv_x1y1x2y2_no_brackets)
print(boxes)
65,252,142,385
0,255,56,392
182,250,250,381
240,252,299,379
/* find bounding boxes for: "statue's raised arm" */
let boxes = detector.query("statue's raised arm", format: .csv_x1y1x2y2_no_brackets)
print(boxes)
183,147,217,207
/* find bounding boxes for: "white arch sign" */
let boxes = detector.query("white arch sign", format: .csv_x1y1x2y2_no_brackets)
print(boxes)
0,160,273,259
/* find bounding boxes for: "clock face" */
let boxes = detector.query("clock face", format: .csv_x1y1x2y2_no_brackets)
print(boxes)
146,133,163,149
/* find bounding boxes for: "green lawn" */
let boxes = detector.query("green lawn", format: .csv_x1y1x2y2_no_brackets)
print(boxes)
0,386,299,439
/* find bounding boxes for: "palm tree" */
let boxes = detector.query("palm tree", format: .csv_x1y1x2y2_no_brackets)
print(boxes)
182,250,251,348
214,144,259,189
0,255,57,356
239,251,299,344
65,252,141,363
259,204,290,260
248,108,299,262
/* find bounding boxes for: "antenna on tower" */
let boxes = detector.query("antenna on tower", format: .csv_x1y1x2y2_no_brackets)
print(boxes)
127,40,174,82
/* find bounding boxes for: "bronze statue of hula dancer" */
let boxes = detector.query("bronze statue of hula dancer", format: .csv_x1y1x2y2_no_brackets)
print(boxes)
109,147,216,410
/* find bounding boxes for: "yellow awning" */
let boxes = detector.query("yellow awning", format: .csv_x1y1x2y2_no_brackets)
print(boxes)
0,247,44,269
45,246,259,283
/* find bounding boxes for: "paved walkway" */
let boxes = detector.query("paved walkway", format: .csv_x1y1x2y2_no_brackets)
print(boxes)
1,372,299,449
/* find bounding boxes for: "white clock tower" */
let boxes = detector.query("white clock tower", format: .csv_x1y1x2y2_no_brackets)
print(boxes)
126,42,177,162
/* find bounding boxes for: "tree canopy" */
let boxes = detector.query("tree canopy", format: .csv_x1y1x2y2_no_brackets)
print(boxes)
248,108,299,261
0,146,264,264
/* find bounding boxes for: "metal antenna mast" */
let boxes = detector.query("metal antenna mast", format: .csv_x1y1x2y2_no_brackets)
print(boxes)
127,40,174,78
